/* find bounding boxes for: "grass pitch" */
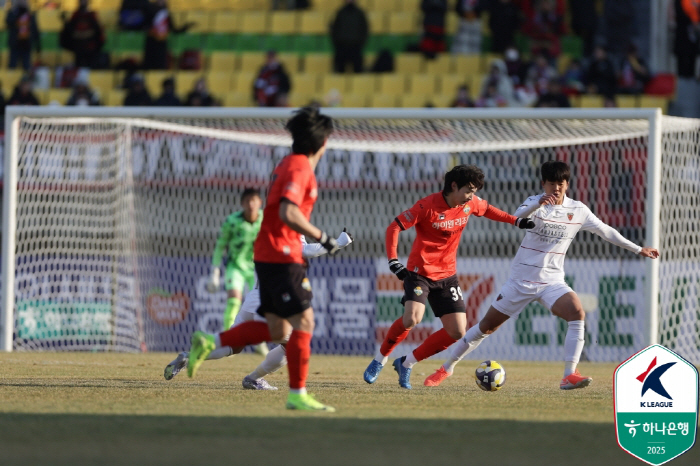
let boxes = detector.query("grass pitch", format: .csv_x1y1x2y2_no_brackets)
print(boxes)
1,353,698,466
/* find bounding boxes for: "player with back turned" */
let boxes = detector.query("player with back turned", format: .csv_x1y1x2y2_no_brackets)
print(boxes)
363,165,536,389
187,106,339,412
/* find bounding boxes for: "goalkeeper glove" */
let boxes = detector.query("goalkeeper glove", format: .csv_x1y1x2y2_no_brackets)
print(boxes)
319,231,340,255
516,218,536,229
337,228,354,247
206,268,220,293
388,259,409,280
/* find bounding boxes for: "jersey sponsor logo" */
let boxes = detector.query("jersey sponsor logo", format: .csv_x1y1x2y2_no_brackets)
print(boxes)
414,286,423,296
403,211,415,223
432,216,468,230
463,206,471,214
284,182,298,194
567,212,574,220
301,278,312,292
439,214,445,220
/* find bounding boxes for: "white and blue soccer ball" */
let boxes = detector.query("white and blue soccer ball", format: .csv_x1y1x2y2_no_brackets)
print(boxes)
475,360,506,391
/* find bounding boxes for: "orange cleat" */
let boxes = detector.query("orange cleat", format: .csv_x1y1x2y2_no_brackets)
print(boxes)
560,370,592,390
424,366,453,387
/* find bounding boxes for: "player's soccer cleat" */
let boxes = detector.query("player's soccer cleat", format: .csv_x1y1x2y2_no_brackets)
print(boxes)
164,351,189,380
424,366,452,387
393,356,412,389
363,359,384,384
187,331,215,378
286,393,336,412
242,376,278,390
560,370,593,390
253,342,269,356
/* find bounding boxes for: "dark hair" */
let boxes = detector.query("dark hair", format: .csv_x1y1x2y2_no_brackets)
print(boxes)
285,105,334,155
540,160,570,183
240,187,261,203
442,165,485,195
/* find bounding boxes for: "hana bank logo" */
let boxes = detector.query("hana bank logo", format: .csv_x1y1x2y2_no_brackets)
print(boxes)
637,356,676,400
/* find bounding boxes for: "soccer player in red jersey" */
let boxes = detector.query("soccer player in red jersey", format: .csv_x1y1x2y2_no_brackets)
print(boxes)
187,106,339,411
363,165,535,389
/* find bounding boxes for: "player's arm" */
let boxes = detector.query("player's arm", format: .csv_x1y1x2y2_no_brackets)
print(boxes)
385,202,424,280
301,229,354,259
583,209,660,259
279,199,339,254
474,197,535,229
513,194,553,218
207,219,231,292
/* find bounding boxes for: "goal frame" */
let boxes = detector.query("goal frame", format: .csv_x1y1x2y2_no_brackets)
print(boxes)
1,106,663,352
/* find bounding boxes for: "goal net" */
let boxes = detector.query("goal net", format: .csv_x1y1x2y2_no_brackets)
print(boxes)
2,108,698,364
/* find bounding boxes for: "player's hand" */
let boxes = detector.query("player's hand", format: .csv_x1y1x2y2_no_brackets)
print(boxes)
388,259,409,280
319,231,340,255
516,218,536,229
539,193,558,206
206,268,220,293
639,247,660,259
337,228,353,247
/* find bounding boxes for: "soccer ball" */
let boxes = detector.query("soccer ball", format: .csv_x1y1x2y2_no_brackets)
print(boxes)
475,360,506,391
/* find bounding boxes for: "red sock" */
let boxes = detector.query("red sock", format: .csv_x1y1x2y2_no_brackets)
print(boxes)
379,318,410,357
287,330,312,390
219,321,271,348
412,328,457,362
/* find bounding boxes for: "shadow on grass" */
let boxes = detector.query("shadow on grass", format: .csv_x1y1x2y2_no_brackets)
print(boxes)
2,413,698,466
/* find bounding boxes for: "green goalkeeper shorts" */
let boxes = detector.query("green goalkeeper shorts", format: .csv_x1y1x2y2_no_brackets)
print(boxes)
225,266,255,292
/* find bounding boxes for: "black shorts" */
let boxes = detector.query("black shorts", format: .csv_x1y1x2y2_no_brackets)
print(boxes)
255,262,313,319
401,272,465,318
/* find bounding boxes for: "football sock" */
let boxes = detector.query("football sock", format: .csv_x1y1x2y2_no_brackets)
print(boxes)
373,349,389,366
290,388,307,395
206,346,233,360
443,324,488,373
378,318,410,360
404,329,457,368
248,345,287,380
219,321,271,348
287,330,312,390
222,297,242,330
564,320,585,377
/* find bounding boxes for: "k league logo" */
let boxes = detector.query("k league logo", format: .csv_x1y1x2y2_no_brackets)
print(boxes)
614,344,699,465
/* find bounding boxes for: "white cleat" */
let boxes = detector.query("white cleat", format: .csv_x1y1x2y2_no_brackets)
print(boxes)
164,352,189,380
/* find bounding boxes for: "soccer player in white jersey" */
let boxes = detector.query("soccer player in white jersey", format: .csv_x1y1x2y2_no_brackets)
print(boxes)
424,160,660,390
163,230,353,388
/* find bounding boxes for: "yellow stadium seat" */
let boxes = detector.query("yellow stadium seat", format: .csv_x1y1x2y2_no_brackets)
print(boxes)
207,72,233,96
469,74,485,98
348,74,377,94
439,74,468,95
211,12,240,33
46,89,72,105
314,1,340,11
395,54,423,74
224,91,254,107
58,50,75,66
288,92,316,107
453,54,481,75
557,54,572,74
277,53,301,74
0,69,24,95
238,52,266,72
320,74,349,94
299,11,329,35
88,71,116,93
232,72,255,93
60,0,80,12
369,94,398,107
37,9,63,33
481,53,503,73
270,11,299,35
368,0,401,11
239,12,268,34
367,12,387,34
175,71,203,96
98,9,119,29
446,12,460,35
387,12,418,35
639,96,669,113
106,89,126,106
424,54,452,74
409,74,437,95
399,0,422,10
431,94,454,108
145,71,173,95
92,0,120,9
37,51,60,67
399,94,431,108
182,11,213,33
616,95,637,108
202,0,239,10
293,74,320,94
303,53,332,74
578,95,604,108
341,93,368,107
377,74,407,96
210,52,236,72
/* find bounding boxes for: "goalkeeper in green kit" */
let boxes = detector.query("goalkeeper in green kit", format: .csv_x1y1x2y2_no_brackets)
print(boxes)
207,188,263,336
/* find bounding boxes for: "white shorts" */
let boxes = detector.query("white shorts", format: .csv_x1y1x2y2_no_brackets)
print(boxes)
491,279,574,317
232,288,266,326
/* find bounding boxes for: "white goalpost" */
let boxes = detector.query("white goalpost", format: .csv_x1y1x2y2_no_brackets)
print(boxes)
1,107,698,364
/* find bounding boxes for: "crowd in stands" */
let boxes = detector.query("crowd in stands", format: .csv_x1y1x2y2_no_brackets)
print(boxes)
0,0,682,111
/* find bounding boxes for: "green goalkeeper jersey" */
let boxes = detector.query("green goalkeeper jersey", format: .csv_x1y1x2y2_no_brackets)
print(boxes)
211,211,263,273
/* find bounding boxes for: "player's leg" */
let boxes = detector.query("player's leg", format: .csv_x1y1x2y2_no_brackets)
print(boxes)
547,288,592,390
243,343,287,390
223,266,245,330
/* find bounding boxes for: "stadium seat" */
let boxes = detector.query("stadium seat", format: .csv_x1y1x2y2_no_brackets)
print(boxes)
367,12,388,35
557,54,572,74
37,9,63,33
238,52,266,72
224,91,254,107
105,89,126,106
175,71,203,96
341,93,368,107
239,12,268,34
207,72,233,96
369,94,398,107
409,74,437,95
348,74,377,94
481,53,503,73
387,12,418,35
446,12,460,35
377,74,407,96
209,52,236,72
320,74,350,94
398,0,422,9
578,95,604,108
46,89,72,106
293,74,320,94
368,0,401,11
180,12,212,34
0,69,23,95
469,74,485,98
145,71,173,95
616,95,637,108
303,53,332,74
93,0,120,9
231,72,255,93
270,11,299,35
99,9,119,30
211,12,240,33
399,94,431,108
0,10,5,32
424,54,452,74
37,51,60,67
453,55,480,75
395,53,423,74
639,95,669,113
299,11,329,35
277,52,301,73
288,92,316,107
431,94,454,108
88,71,116,92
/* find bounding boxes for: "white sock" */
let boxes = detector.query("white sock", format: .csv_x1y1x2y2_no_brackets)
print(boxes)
442,324,488,373
247,345,287,380
290,388,307,395
206,347,233,360
564,320,585,377
214,334,221,348
402,352,417,368
374,348,388,366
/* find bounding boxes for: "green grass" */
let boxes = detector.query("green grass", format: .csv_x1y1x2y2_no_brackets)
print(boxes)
1,353,698,466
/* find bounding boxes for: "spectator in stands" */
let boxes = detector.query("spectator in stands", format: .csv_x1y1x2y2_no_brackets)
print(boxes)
330,0,368,73
585,46,617,96
420,0,448,59
525,52,558,95
452,0,483,55
521,0,566,58
66,78,101,106
142,0,193,70
602,0,635,61
569,0,598,57
451,84,475,107
674,0,699,78
123,74,152,106
475,82,508,107
154,77,181,106
483,0,521,54
253,51,291,107
561,58,585,93
7,76,39,105
480,58,515,105
186,78,217,106
617,44,651,94
119,0,149,31
60,0,106,69
603,95,618,107
535,79,571,107
5,0,41,71
504,45,527,86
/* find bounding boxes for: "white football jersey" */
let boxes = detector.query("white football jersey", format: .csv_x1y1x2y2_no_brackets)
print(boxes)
510,194,641,284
